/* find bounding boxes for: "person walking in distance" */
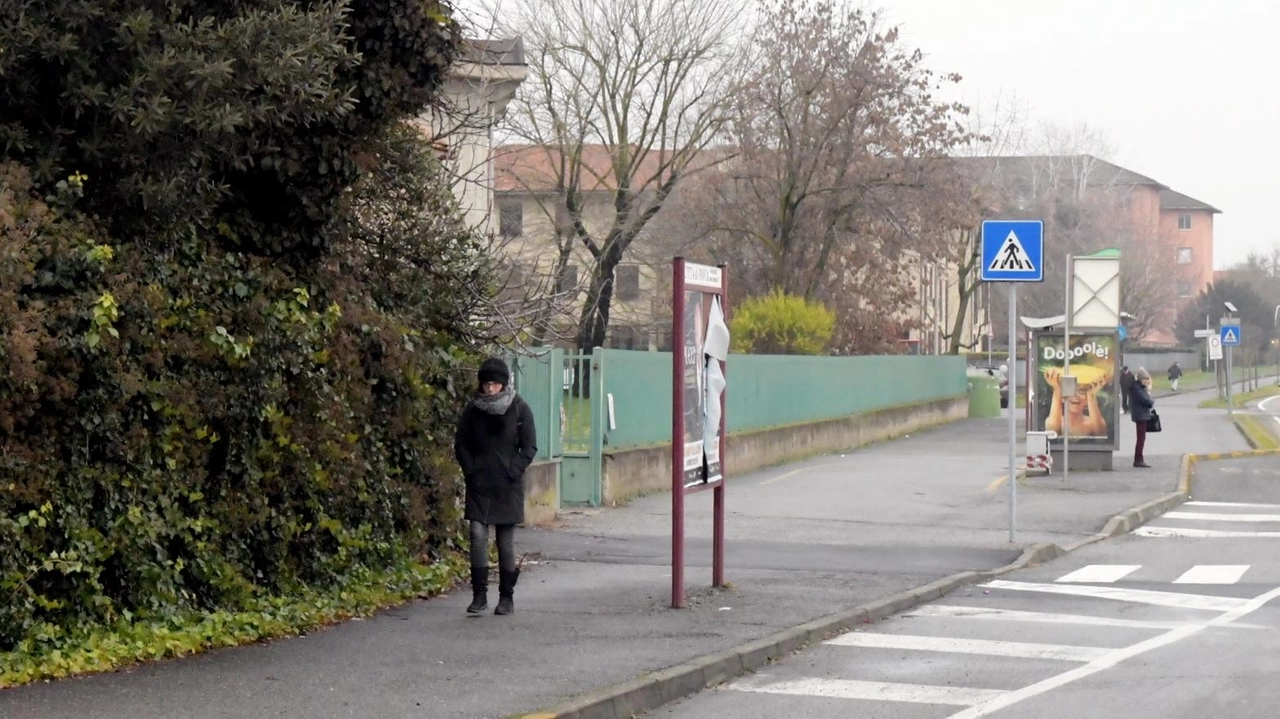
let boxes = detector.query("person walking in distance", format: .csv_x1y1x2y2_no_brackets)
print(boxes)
1119,365,1134,414
1128,368,1155,468
1167,361,1183,392
455,358,537,615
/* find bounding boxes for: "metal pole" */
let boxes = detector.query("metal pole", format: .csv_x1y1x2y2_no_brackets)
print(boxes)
1008,283,1018,543
712,264,727,589
1063,254,1072,483
671,257,686,608
1227,343,1234,416
1274,306,1279,384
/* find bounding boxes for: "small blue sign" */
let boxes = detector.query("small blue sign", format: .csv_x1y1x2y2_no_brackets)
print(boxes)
981,220,1044,283
1221,325,1242,347
1118,325,1128,342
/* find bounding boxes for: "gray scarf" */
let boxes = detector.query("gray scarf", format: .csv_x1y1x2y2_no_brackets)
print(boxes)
472,385,515,415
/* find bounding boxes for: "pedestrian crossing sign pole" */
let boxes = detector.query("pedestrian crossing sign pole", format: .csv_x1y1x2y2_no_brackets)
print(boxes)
981,220,1045,543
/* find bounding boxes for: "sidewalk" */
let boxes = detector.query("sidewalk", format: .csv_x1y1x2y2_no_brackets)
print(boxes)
0,388,1249,719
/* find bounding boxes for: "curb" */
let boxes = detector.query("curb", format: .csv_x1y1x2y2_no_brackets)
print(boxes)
511,451,1254,719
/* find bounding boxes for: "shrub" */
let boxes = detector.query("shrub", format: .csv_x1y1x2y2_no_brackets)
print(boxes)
0,131,484,651
730,290,835,355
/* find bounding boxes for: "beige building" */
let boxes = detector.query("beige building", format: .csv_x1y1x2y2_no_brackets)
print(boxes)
416,38,528,234
493,144,668,349
902,249,991,356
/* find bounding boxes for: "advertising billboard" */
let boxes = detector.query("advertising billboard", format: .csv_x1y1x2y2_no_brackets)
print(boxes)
1033,332,1121,449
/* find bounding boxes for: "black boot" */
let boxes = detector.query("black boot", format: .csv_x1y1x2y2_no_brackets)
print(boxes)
466,567,488,614
495,568,520,616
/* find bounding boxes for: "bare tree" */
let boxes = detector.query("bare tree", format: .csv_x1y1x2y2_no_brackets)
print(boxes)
700,0,973,353
485,0,742,352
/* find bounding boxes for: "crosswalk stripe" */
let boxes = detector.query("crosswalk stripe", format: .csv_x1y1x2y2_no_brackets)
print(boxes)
1134,526,1280,538
904,604,1237,630
826,632,1108,662
729,677,1007,705
1186,501,1280,510
1054,564,1141,583
1164,511,1280,523
1173,565,1250,584
981,580,1249,612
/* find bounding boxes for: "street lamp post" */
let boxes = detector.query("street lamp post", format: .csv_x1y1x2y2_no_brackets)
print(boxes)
1273,305,1280,385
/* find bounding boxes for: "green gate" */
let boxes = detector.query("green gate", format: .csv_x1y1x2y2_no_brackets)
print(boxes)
510,348,604,508
559,350,604,506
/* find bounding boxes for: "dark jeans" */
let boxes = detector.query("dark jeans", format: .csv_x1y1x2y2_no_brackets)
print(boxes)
470,520,516,572
1134,421,1147,464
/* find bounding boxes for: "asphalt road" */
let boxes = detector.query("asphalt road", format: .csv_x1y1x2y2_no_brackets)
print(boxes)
649,455,1280,718
1253,392,1280,434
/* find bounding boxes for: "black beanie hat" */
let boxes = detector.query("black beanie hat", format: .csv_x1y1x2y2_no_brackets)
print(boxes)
478,357,510,386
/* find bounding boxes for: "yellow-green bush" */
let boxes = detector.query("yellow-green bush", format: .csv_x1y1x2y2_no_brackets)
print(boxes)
730,290,835,355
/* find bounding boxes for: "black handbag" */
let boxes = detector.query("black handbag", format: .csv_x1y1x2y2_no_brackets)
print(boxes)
1146,410,1162,433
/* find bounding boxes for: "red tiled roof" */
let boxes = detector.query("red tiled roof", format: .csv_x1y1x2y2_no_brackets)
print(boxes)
494,144,720,193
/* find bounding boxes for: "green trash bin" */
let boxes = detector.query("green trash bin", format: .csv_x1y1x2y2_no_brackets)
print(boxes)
967,373,1001,418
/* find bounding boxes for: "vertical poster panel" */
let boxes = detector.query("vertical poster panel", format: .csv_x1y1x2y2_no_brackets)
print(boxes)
682,290,707,487
1034,332,1120,448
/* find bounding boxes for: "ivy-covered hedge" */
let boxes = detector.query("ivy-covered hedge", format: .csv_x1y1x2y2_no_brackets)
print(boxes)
0,123,486,659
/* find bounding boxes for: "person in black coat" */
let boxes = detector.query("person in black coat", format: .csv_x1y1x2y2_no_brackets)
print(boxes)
454,357,537,616
1128,367,1155,468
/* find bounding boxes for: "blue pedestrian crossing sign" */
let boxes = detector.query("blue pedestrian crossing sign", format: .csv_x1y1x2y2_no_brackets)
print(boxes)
1221,325,1242,346
981,220,1044,282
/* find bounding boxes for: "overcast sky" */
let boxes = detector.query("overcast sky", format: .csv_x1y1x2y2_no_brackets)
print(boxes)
877,0,1278,269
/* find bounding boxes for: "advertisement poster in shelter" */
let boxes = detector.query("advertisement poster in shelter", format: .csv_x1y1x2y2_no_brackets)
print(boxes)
1033,332,1120,449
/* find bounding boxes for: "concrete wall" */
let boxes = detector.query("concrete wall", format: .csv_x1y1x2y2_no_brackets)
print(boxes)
599,394,969,506
522,459,560,527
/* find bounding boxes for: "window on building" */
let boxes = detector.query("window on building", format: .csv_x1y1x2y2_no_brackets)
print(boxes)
556,264,579,294
498,199,523,238
610,325,643,350
616,264,641,301
1177,280,1193,298
1176,247,1194,265
1178,213,1192,230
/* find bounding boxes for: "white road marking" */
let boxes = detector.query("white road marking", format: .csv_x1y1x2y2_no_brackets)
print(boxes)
826,632,1108,662
905,604,1267,630
1186,501,1280,510
981,580,1248,612
1174,565,1251,584
731,677,1006,706
1164,511,1280,523
1054,564,1141,583
1258,395,1280,414
945,584,1280,718
1134,526,1280,539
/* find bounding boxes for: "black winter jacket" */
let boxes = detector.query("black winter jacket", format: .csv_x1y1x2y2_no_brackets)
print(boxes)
454,394,537,526
1128,383,1155,423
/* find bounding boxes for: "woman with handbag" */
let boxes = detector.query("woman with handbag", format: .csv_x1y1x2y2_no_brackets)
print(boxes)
1128,367,1156,468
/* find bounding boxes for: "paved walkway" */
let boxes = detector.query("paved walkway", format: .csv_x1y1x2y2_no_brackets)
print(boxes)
0,388,1249,719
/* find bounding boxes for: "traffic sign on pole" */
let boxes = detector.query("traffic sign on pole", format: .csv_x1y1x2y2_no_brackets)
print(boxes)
981,221,1045,283
1220,325,1242,347
1208,335,1224,361
980,219,1045,544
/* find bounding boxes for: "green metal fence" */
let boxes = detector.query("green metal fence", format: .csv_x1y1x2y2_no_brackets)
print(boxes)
512,347,967,507
598,350,967,450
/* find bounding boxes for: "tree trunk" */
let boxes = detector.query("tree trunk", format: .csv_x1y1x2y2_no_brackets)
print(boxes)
576,249,620,353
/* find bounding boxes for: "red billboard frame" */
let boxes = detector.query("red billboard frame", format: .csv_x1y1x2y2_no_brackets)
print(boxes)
671,257,728,609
